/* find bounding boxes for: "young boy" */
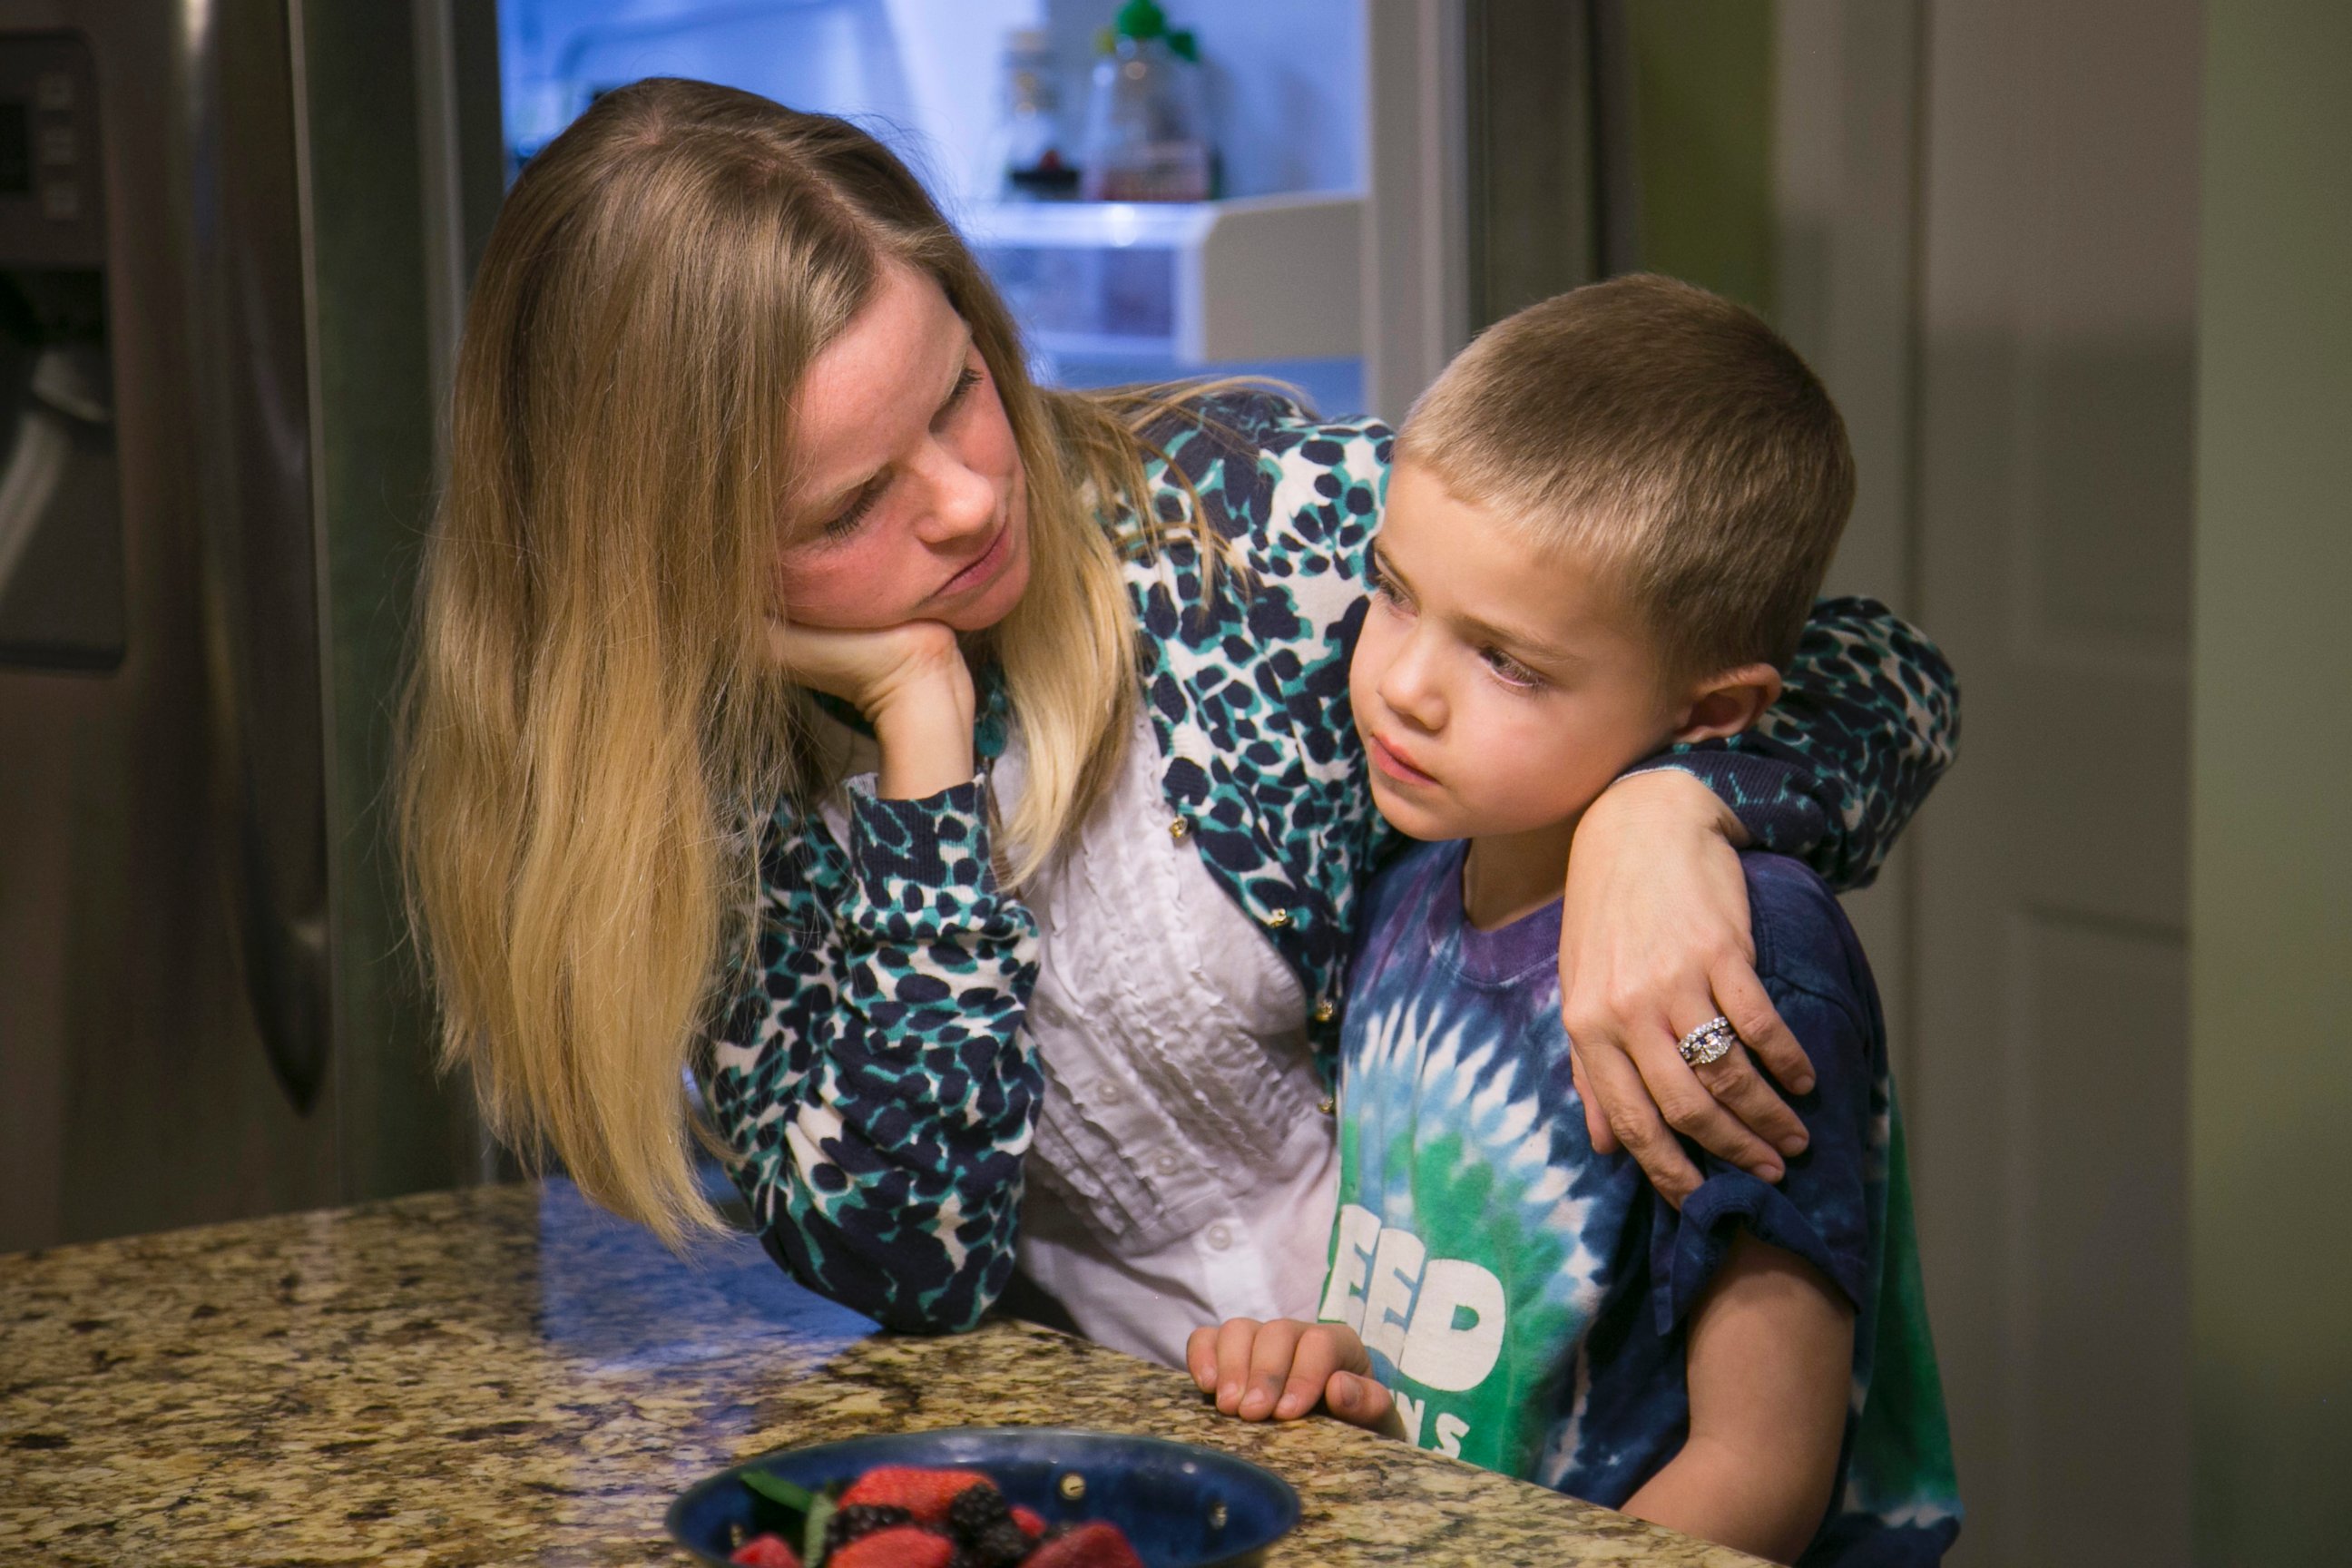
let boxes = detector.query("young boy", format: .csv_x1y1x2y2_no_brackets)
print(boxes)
1188,276,1960,1565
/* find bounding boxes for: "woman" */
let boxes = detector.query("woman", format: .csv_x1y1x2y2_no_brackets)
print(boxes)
400,81,1955,1365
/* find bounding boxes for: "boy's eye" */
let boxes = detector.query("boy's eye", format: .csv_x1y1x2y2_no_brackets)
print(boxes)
1481,646,1544,690
1367,554,1410,607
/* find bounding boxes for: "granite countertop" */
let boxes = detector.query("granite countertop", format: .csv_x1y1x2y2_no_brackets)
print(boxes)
0,1182,1759,1567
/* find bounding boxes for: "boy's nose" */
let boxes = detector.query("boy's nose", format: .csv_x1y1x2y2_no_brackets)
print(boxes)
1377,640,1447,731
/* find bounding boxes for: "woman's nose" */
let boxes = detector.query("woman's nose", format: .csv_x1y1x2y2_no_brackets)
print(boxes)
914,445,997,544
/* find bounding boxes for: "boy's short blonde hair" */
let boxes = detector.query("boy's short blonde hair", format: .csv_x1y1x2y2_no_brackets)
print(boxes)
1396,273,1854,679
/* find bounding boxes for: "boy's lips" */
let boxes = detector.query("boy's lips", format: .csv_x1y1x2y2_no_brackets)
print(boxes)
1368,730,1438,788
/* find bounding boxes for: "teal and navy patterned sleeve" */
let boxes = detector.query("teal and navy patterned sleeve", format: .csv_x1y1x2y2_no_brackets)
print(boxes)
705,773,1041,1333
1631,596,1960,891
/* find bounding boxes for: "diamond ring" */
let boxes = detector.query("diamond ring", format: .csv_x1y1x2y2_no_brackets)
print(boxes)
1677,1015,1740,1067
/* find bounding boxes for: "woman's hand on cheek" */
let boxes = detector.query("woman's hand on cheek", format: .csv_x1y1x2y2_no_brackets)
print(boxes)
1558,769,1818,1206
767,616,965,713
769,618,977,800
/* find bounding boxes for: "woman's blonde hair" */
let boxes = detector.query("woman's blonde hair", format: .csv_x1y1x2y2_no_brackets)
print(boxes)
399,79,1189,1246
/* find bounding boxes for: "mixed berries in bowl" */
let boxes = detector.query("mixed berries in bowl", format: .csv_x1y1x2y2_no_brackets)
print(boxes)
667,1428,1298,1568
724,1465,1130,1568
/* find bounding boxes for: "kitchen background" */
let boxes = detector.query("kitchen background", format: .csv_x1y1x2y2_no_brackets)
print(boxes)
0,2,2340,1563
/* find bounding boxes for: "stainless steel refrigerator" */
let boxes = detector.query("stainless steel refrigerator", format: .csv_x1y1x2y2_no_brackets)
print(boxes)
0,0,504,1251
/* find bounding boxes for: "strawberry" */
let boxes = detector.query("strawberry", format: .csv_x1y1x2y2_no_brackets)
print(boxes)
1022,1521,1146,1568
1011,1507,1047,1538
835,1466,985,1524
825,1524,956,1568
728,1533,801,1568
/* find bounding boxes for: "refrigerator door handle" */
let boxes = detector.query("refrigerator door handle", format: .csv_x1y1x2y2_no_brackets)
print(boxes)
188,0,333,1112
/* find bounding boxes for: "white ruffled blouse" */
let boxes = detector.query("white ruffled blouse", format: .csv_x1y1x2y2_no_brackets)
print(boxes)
993,710,1339,1367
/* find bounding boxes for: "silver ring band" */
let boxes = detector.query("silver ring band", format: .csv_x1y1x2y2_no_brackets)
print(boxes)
1677,1014,1740,1067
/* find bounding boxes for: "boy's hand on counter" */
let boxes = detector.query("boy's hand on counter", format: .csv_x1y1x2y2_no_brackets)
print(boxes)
1185,1319,1402,1438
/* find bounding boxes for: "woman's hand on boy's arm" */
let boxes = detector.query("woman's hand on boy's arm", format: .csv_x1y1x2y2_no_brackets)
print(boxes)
1622,1233,1855,1564
1185,1319,1402,1436
1560,769,1818,1206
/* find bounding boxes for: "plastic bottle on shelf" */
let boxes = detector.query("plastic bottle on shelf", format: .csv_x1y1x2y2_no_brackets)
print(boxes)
1079,0,1211,203
993,27,1079,201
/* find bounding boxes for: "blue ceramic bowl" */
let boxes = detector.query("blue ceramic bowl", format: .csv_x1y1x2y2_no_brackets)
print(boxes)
667,1426,1299,1567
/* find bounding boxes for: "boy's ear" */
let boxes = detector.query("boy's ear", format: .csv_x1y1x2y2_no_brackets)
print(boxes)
1670,662,1784,745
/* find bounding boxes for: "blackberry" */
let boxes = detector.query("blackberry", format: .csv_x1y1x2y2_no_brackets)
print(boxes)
824,1502,914,1553
946,1482,1012,1541
963,1518,1034,1568
941,1485,1028,1568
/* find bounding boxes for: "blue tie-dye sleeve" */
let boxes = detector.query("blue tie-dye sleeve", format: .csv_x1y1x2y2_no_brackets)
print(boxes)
1646,857,1883,1329
1647,984,1876,1330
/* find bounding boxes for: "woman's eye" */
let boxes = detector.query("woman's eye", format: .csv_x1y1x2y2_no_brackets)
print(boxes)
821,484,883,540
1482,647,1544,689
936,365,984,426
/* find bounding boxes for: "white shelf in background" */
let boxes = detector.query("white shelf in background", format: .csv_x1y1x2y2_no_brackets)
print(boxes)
960,191,1364,366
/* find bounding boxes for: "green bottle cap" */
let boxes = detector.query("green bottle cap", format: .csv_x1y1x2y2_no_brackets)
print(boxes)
1114,0,1170,42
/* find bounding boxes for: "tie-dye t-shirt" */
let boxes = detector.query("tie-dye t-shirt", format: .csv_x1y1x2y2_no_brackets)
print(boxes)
1319,841,1961,1565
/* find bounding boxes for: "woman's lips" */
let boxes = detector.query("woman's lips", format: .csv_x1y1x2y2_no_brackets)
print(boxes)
936,516,1010,598
1368,731,1438,788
